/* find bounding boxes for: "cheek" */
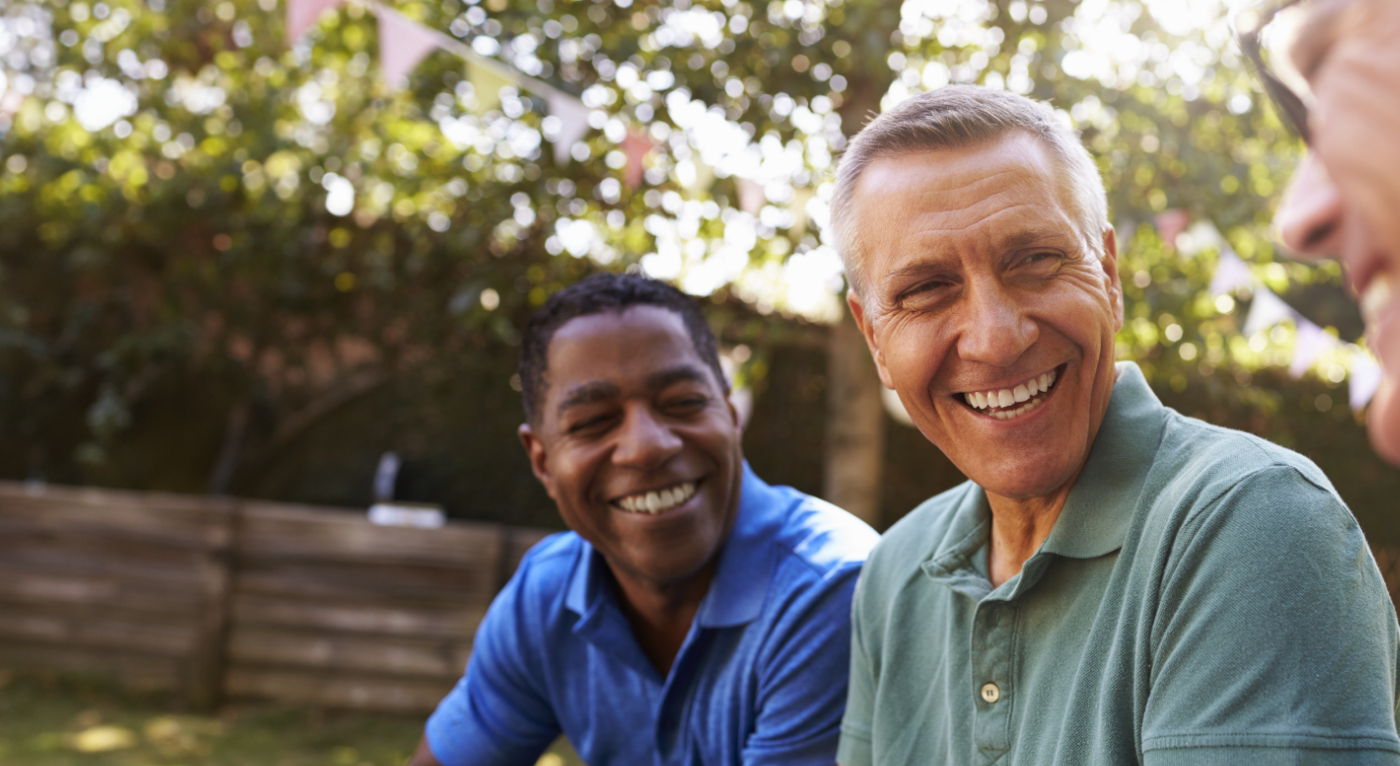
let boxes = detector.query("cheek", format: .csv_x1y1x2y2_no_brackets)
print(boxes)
880,318,953,382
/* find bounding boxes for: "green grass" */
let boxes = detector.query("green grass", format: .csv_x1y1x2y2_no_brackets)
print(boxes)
0,669,582,766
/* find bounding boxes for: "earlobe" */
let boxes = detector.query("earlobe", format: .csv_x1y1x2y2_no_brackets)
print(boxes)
847,290,897,390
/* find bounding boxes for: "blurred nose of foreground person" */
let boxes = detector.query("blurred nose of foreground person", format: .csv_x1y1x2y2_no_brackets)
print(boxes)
1276,152,1346,257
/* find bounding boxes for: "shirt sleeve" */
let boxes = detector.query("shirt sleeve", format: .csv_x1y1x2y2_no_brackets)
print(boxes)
425,554,560,766
741,563,865,766
835,563,875,766
1142,465,1400,765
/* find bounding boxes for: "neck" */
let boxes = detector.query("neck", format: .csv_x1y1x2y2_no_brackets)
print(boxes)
609,559,717,676
984,472,1080,587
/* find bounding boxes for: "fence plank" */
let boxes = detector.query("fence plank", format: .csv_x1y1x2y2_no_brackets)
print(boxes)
225,667,456,713
233,560,497,607
0,639,182,691
238,502,503,569
227,627,471,678
0,603,199,656
0,566,206,612
0,482,235,550
230,594,486,640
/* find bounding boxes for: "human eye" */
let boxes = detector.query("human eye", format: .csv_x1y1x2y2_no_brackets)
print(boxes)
895,278,955,311
1010,250,1064,280
1020,250,1062,267
565,410,617,436
662,390,711,416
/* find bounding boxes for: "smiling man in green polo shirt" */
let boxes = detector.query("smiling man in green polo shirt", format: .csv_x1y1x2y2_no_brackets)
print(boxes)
830,85,1400,764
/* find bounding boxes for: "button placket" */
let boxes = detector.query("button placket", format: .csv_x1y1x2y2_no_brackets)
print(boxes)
970,599,1013,754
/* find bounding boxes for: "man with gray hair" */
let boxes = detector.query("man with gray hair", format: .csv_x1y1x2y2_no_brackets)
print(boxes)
833,85,1400,764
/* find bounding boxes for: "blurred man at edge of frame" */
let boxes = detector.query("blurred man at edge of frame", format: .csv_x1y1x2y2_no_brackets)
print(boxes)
1251,0,1400,465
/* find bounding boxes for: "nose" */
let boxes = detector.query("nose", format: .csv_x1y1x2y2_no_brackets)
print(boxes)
611,405,683,469
1276,152,1345,258
955,280,1038,367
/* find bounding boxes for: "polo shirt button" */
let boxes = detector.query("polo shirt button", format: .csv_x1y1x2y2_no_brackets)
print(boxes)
980,682,1001,703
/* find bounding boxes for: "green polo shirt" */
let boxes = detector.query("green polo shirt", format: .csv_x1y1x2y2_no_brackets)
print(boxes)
839,363,1400,765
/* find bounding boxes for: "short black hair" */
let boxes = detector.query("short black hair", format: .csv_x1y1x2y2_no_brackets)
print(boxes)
519,272,727,424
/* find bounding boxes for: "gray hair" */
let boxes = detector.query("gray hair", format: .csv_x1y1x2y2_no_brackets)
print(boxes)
829,86,1110,297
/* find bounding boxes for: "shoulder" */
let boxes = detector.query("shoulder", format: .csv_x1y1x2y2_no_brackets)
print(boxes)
1158,409,1337,495
1134,412,1373,587
763,482,880,581
494,531,583,610
1150,410,1346,528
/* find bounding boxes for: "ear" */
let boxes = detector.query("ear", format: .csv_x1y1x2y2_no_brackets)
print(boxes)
1099,226,1124,331
518,423,558,500
847,290,897,390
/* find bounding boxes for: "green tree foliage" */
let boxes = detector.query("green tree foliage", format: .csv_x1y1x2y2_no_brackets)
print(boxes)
0,0,1392,523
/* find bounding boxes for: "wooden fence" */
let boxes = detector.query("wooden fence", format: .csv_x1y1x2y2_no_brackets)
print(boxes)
6,480,1400,716
0,481,551,713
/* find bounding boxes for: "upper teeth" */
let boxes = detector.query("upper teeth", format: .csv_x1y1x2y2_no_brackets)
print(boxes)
965,369,1057,411
617,482,697,514
1361,273,1394,327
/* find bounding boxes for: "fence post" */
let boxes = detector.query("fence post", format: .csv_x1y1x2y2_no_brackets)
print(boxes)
185,497,240,710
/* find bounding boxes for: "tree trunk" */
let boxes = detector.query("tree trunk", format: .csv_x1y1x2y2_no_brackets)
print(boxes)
823,305,886,527
822,20,900,529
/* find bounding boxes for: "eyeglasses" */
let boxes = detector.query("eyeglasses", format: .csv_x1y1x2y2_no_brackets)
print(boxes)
1236,0,1311,143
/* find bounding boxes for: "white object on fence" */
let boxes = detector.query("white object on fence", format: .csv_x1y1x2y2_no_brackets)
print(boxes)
368,502,445,529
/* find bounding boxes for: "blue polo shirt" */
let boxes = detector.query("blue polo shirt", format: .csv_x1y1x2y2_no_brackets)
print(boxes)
426,462,878,765
838,363,1400,765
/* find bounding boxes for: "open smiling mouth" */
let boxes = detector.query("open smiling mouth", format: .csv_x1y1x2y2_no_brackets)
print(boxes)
613,480,699,515
958,366,1062,421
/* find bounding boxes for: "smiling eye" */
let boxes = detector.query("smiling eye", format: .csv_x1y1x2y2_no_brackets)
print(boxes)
567,413,616,435
897,279,956,310
664,394,710,416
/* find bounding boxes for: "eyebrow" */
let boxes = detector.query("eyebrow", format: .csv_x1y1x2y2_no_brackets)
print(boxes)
647,364,714,391
997,227,1072,251
553,365,714,419
555,381,621,419
878,227,1075,284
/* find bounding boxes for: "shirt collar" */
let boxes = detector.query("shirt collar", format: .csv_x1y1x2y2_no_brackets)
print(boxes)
564,460,778,629
1039,362,1166,559
920,362,1166,597
695,461,779,628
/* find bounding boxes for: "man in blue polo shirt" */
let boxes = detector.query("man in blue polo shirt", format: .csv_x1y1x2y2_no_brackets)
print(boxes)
408,273,878,765
830,85,1400,763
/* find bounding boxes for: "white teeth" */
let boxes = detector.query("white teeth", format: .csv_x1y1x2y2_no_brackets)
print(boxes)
1361,274,1394,326
963,369,1059,416
616,482,697,514
988,396,1047,420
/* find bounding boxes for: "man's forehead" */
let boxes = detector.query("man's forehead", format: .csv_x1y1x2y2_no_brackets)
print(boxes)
542,306,715,404
858,131,1056,193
